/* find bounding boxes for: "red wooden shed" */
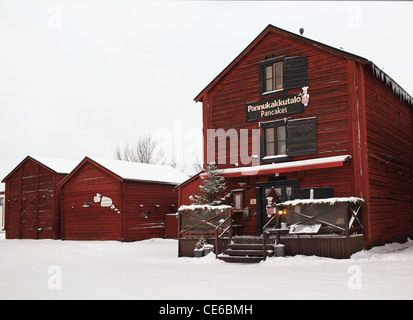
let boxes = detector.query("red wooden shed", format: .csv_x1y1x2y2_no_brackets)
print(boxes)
58,157,188,241
176,25,413,259
1,156,78,239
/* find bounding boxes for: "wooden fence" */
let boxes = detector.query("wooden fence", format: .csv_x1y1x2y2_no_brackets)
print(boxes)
178,205,232,257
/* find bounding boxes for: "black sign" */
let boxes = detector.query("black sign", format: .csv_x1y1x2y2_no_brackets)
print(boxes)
246,92,307,122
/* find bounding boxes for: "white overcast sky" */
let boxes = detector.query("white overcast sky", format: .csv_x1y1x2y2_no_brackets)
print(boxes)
1,0,413,190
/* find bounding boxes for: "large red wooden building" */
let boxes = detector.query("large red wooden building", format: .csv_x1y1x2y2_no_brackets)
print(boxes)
2,156,78,239
58,157,188,241
177,25,413,257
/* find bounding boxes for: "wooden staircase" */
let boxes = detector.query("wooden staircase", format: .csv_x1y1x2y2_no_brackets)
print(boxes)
217,237,275,263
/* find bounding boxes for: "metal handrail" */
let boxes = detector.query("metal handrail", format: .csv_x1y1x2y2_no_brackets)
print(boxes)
262,214,277,231
214,209,232,259
262,214,278,261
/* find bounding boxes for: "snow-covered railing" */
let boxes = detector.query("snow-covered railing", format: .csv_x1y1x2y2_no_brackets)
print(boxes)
275,197,364,237
261,197,364,259
178,205,233,257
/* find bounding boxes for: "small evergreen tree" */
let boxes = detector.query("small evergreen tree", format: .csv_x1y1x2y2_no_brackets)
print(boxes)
190,162,231,206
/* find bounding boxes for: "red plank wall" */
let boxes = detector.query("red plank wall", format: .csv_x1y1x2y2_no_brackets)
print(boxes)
60,162,122,240
202,31,353,170
4,158,64,239
60,160,179,241
123,181,178,241
363,66,413,245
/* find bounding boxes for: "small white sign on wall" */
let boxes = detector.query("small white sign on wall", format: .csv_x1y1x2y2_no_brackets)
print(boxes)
93,193,120,214
100,196,113,208
289,224,321,234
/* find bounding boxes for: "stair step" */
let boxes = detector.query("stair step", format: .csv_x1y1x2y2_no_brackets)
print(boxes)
218,255,264,264
227,243,274,250
223,249,273,257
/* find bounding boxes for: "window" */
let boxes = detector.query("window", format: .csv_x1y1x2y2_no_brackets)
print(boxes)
263,122,287,159
232,190,245,212
264,62,283,93
259,55,308,97
260,117,317,164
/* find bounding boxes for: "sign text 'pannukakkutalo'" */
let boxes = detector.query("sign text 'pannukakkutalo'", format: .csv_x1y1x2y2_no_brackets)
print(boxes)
246,90,309,122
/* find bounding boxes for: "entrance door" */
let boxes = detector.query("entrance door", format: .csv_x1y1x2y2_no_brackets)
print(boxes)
255,180,298,234
21,192,37,239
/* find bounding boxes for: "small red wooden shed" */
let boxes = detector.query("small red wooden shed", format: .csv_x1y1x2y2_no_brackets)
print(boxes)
1,156,78,239
57,157,188,241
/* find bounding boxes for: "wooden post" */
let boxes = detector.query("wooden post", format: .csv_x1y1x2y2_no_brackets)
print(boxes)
228,209,232,243
52,174,56,239
345,204,350,238
178,211,181,257
34,163,40,239
275,211,281,244
215,228,219,259
60,191,65,240
18,167,22,239
120,181,126,242
348,61,370,245
4,179,9,236
263,231,268,261
256,186,262,235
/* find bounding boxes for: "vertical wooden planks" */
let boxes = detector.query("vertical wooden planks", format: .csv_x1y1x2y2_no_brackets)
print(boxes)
59,159,180,242
363,64,413,246
2,157,66,239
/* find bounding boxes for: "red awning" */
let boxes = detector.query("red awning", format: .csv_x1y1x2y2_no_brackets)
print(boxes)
218,155,352,178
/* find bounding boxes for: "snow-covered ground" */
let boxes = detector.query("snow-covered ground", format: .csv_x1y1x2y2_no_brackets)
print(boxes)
0,232,412,300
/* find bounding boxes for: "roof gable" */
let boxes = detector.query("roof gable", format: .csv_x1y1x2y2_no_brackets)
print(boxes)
88,157,189,185
194,24,412,106
58,157,189,188
2,156,78,182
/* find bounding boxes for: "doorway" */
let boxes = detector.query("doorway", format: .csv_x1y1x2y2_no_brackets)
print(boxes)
255,180,298,234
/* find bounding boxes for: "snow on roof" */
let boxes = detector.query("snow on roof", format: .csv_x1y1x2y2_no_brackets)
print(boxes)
178,204,232,212
32,156,80,174
88,157,189,185
219,154,352,176
279,197,365,206
2,155,80,183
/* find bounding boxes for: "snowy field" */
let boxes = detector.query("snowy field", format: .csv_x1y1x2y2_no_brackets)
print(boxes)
0,232,412,300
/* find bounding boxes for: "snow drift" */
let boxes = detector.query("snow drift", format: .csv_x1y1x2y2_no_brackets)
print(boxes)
0,233,412,300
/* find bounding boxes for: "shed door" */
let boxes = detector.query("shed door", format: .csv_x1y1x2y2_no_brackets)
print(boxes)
21,192,37,238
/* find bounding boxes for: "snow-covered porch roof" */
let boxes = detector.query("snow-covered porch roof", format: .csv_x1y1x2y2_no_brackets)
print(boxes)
216,155,352,178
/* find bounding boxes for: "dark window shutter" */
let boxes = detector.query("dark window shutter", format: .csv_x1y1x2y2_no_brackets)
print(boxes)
287,117,317,156
283,56,308,90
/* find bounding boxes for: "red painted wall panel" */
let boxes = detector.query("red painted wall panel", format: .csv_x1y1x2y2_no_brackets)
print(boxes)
363,67,413,245
60,162,122,240
3,158,64,239
203,31,353,169
60,160,179,241
123,181,177,241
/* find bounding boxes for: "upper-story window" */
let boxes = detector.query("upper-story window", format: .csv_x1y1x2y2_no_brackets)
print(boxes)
264,62,283,93
260,117,317,164
264,123,286,157
259,55,308,98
